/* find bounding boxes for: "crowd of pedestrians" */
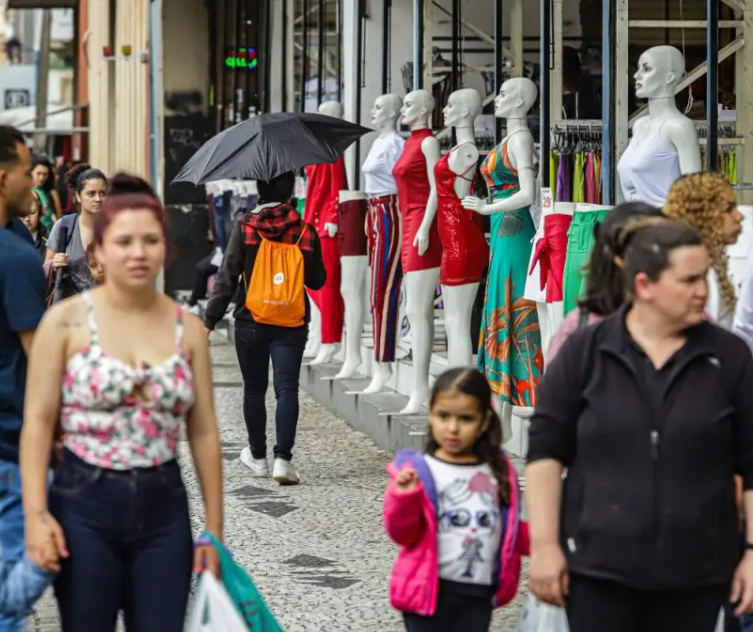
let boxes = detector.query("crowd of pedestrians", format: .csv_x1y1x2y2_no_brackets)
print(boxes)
5,106,753,632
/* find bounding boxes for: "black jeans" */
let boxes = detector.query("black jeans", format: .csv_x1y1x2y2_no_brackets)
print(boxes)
567,573,727,632
234,324,307,461
49,450,193,632
188,252,219,306
403,582,493,632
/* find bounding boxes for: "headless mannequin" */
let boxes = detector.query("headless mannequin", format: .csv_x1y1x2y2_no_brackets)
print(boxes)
442,89,482,368
334,189,369,379
362,93,405,394
396,90,441,414
307,100,346,365
462,78,538,446
618,46,701,205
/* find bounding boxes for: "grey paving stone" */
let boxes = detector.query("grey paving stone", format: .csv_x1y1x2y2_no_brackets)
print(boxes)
32,338,529,632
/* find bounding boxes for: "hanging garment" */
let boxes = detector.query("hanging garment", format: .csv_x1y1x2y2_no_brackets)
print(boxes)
562,208,612,315
616,121,681,207
337,198,368,257
304,157,349,236
362,132,405,196
524,220,546,304
476,135,542,406
584,153,598,204
593,152,601,202
434,147,489,286
307,236,344,343
549,152,559,200
367,194,403,363
393,127,443,272
572,153,586,204
530,213,573,303
555,153,572,203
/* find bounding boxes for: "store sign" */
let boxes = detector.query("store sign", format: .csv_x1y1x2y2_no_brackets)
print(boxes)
225,47,258,70
4,89,30,109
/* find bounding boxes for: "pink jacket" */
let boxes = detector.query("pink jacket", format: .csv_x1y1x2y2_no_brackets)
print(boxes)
383,449,529,617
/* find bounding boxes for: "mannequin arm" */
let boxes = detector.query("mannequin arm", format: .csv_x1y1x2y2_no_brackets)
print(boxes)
413,136,441,256
461,133,536,214
664,118,702,175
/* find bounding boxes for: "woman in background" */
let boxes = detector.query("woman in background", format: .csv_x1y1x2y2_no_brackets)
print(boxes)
32,155,61,228
664,171,743,329
22,190,49,258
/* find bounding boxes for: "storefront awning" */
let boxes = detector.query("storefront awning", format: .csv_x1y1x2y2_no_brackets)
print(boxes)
7,0,78,7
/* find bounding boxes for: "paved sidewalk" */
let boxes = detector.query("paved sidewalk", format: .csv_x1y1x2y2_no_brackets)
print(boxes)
32,337,528,631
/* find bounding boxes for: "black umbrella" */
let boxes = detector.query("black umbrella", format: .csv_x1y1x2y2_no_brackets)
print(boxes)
171,112,373,184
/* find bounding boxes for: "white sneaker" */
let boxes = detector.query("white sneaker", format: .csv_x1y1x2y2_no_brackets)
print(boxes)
240,448,269,478
272,458,300,485
187,304,201,316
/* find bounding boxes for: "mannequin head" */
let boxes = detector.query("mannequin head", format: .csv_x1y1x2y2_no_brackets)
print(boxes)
634,46,685,100
318,101,344,119
401,90,435,128
443,89,482,129
494,78,538,119
371,94,402,130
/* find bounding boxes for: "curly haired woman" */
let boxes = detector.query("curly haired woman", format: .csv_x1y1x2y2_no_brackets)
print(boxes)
664,172,743,329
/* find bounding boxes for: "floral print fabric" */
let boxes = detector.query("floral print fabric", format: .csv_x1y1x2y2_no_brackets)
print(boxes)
61,292,195,469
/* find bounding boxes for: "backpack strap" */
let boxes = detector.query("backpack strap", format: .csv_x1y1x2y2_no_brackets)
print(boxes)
296,223,308,245
394,449,438,510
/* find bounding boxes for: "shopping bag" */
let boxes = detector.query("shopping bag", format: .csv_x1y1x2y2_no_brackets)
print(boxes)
514,594,570,632
186,571,247,632
203,532,286,632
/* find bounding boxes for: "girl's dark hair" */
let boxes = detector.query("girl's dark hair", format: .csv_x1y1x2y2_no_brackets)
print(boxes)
94,173,167,246
32,154,54,192
426,368,510,505
621,219,704,296
65,163,107,193
580,202,664,315
257,171,295,204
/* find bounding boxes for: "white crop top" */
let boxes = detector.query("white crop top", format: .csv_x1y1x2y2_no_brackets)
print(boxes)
617,122,681,208
362,132,405,196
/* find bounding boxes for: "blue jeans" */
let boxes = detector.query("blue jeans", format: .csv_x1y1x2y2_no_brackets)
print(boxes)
0,460,28,632
741,613,753,631
234,324,307,461
49,451,193,632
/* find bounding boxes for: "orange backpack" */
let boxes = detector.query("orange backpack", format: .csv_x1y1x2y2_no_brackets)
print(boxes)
244,227,307,327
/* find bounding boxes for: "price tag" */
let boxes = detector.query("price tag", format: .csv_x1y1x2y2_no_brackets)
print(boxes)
541,187,553,216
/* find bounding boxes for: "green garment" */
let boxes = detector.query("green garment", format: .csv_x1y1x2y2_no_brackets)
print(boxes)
562,208,612,315
572,153,586,204
35,187,55,230
550,152,559,200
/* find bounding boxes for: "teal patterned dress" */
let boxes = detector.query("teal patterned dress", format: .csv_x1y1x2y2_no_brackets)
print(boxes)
476,137,543,406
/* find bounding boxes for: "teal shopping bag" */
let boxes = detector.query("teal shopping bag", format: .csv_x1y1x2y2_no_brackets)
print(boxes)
203,532,286,632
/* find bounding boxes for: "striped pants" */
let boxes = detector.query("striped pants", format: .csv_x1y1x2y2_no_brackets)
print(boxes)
367,194,403,363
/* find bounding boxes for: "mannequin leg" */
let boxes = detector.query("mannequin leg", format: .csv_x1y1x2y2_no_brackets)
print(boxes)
335,255,368,379
400,268,440,414
364,196,402,393
441,283,480,368
310,236,344,365
304,299,322,359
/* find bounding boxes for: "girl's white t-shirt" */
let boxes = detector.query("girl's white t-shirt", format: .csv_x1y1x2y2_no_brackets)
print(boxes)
425,455,503,587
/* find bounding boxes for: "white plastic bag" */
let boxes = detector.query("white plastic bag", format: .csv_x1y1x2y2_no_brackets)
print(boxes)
186,571,247,632
514,594,570,632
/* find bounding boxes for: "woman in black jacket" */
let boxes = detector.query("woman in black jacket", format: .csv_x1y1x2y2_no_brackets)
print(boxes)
526,219,753,632
204,171,325,486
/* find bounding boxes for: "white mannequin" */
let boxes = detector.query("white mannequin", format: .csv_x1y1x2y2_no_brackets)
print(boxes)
442,88,481,368
397,90,441,414
308,100,346,365
362,93,404,394
334,189,368,379
461,77,538,446
618,46,701,206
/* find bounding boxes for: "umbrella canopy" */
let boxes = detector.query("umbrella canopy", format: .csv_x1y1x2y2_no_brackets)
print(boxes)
172,112,373,184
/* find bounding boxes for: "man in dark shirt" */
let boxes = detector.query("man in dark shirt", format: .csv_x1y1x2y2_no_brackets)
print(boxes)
0,125,47,631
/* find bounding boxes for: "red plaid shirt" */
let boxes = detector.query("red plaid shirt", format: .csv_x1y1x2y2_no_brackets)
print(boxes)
241,203,316,251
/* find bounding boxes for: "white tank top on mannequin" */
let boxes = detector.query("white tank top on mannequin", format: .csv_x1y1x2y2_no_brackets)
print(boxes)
617,121,681,207
362,132,405,195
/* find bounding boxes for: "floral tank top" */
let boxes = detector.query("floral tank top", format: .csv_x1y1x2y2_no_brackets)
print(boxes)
61,292,195,470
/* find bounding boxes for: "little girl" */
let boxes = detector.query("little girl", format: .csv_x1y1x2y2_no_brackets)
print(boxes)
384,367,529,632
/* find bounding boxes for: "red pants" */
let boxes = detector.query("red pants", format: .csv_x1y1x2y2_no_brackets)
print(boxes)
307,236,344,343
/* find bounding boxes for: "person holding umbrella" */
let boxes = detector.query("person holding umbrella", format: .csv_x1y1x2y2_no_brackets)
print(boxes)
204,172,326,485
